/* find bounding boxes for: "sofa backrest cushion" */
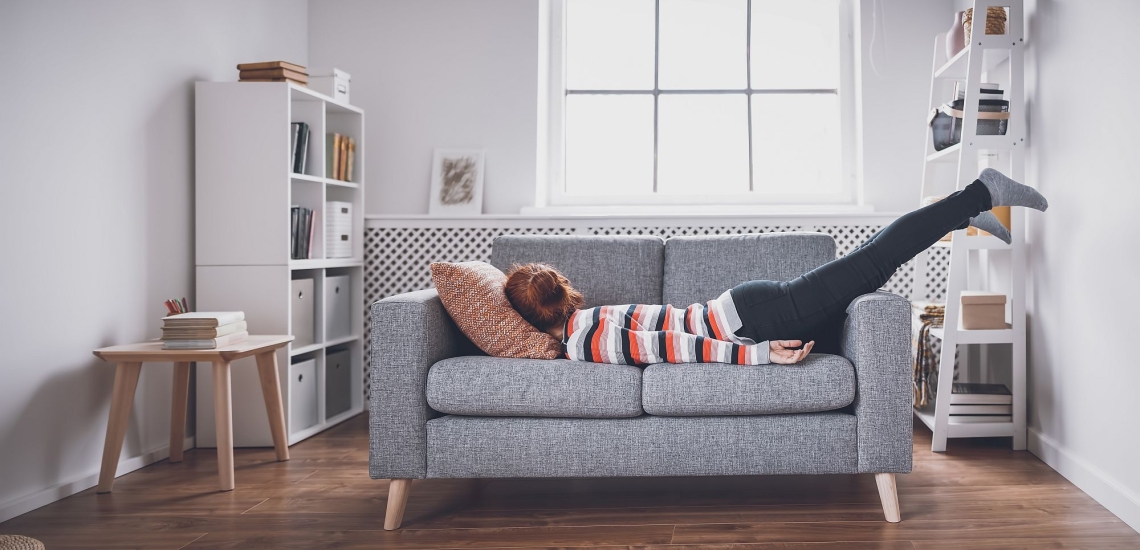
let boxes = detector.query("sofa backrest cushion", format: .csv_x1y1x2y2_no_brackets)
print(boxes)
490,235,665,308
662,232,836,306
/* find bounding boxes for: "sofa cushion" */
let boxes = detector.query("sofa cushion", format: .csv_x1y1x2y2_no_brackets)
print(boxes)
429,261,561,359
489,235,664,307
641,354,856,416
427,356,643,418
662,233,836,306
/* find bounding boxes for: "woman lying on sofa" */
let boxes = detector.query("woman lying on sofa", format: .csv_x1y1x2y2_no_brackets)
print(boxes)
504,169,1047,366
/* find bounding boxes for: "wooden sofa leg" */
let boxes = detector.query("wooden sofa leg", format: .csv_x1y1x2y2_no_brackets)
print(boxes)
384,479,412,530
875,473,901,523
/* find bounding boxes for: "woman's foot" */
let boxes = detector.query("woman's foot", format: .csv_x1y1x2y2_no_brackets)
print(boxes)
978,168,1049,211
969,211,1012,244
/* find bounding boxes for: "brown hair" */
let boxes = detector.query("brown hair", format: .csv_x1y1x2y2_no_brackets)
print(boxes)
503,263,583,330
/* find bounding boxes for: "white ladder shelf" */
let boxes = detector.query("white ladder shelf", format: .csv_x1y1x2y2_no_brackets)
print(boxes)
911,0,1027,452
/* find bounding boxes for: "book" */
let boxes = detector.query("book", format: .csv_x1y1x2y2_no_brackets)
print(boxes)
306,207,315,258
327,134,340,179
949,415,1013,424
339,134,348,180
162,311,246,328
346,138,355,182
298,208,312,259
291,206,300,259
290,123,300,172
162,321,248,340
162,331,249,350
236,61,306,73
239,68,309,82
292,122,310,173
949,404,1012,415
950,383,1012,405
239,78,306,84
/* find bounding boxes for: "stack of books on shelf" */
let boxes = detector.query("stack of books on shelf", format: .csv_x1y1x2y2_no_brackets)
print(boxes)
162,312,248,350
949,383,1012,423
237,61,308,85
290,122,310,174
326,133,355,182
291,206,315,259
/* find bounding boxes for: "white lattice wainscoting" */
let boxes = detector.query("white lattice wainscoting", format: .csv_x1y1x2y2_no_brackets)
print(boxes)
361,214,950,395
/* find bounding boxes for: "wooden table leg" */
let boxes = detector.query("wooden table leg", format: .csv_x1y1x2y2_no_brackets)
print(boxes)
169,362,191,463
213,361,235,491
255,351,290,461
97,362,142,493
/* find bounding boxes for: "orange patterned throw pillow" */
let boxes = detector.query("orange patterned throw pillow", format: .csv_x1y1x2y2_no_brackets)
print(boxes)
430,261,562,359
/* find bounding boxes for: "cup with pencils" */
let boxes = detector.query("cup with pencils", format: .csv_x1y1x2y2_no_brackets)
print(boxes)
164,297,190,315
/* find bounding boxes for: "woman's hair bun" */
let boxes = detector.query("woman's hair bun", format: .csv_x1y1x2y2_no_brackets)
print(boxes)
504,263,584,330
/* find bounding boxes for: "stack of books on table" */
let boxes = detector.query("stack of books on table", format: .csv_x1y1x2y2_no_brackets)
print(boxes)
162,312,248,350
237,61,308,85
949,383,1012,423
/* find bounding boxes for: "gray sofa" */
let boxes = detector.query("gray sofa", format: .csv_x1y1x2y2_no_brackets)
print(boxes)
370,233,913,529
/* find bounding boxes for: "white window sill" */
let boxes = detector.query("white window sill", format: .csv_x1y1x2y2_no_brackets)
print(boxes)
518,203,876,217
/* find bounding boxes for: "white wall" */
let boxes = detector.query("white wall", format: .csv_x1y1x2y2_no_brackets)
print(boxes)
309,0,949,215
859,0,954,210
0,0,308,521
309,0,542,215
1021,0,1140,532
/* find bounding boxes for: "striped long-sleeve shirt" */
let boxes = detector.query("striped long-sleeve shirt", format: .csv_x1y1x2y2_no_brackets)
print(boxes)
562,291,770,366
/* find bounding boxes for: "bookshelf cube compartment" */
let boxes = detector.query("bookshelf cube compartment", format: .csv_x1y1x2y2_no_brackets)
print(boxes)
325,347,352,419
290,357,319,433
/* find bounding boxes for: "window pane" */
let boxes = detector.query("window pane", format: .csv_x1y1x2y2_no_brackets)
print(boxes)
566,0,656,90
751,94,841,195
564,95,655,195
750,0,840,89
658,0,747,89
657,94,749,194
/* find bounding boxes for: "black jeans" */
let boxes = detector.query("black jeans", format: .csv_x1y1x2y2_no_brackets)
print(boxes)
732,180,993,355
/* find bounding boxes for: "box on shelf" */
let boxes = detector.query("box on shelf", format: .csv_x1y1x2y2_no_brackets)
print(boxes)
310,68,350,103
290,358,319,432
326,201,353,258
290,278,315,347
960,291,1007,329
325,275,353,340
325,348,352,418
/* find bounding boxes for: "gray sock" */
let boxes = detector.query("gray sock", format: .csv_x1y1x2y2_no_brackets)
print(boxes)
978,168,1049,211
969,211,1011,244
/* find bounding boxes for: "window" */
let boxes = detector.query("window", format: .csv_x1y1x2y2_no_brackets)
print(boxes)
546,0,857,207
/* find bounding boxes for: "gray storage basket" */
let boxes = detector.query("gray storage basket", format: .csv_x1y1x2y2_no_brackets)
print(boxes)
930,99,1009,151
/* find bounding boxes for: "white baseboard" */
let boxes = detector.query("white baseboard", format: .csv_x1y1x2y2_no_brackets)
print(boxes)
1029,428,1140,534
0,436,195,523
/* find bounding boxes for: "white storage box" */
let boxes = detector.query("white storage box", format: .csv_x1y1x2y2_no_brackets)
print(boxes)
310,68,350,103
325,274,353,340
290,358,319,432
325,349,352,418
290,277,315,348
326,201,353,258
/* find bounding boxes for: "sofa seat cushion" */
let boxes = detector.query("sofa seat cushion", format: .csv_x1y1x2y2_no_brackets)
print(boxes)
427,356,643,418
642,354,856,416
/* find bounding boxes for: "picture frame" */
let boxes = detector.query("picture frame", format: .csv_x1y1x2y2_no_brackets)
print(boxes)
429,149,485,216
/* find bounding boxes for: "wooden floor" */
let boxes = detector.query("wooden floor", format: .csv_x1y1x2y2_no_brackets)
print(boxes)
2,414,1137,549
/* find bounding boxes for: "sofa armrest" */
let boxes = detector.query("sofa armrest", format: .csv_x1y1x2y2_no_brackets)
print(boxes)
842,291,914,474
369,289,472,479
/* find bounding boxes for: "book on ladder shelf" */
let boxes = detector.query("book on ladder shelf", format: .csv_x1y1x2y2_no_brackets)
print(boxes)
910,0,1029,452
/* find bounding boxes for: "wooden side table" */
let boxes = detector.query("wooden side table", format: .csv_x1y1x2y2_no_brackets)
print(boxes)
92,335,294,492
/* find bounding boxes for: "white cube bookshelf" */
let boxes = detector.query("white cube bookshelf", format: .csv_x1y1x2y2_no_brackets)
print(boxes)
194,82,365,447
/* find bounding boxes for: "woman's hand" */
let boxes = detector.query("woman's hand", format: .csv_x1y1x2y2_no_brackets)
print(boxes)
769,340,815,364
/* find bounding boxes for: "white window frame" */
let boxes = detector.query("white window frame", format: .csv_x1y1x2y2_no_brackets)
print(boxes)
541,0,860,208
